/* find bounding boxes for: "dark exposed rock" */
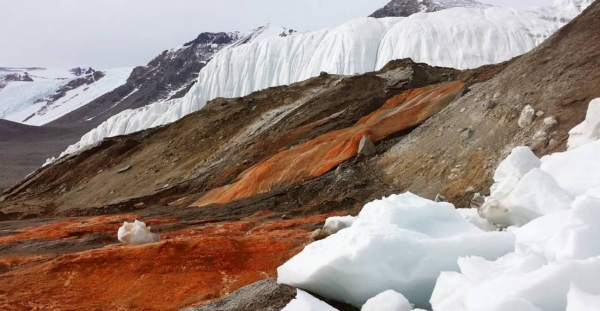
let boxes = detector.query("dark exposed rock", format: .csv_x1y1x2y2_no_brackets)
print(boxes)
435,193,447,202
49,31,248,129
46,69,106,103
2,73,33,82
470,193,485,209
182,279,359,311
370,0,490,18
181,279,296,311
358,136,376,156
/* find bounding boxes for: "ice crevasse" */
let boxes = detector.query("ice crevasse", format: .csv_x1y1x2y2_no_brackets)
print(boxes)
277,98,600,311
56,1,588,160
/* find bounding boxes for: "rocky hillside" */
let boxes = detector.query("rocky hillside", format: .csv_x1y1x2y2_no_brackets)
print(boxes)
0,1,599,310
369,0,490,18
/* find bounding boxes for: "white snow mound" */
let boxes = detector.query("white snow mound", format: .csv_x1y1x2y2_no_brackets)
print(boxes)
281,289,338,311
277,192,515,308
117,220,160,245
566,284,600,311
568,98,600,150
362,290,413,311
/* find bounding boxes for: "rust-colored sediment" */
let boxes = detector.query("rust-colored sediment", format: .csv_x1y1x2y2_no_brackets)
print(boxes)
193,81,465,207
0,213,337,311
0,214,176,244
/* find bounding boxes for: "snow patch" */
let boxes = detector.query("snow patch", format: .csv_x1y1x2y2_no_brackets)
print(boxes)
1,67,132,126
117,220,160,245
281,289,338,311
362,290,413,311
567,98,600,150
323,215,356,235
567,285,600,311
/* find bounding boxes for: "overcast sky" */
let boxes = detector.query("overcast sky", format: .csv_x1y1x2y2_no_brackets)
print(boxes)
0,0,554,68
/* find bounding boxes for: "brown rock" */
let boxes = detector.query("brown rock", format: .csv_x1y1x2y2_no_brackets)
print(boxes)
358,136,376,156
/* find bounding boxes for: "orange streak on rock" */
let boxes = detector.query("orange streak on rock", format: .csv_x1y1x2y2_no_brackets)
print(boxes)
0,255,55,271
0,215,177,245
0,214,333,311
193,81,465,207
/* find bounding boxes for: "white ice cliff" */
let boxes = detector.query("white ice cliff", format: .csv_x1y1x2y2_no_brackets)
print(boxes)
56,1,589,162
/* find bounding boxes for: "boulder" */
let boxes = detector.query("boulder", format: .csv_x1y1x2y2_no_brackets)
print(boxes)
182,279,295,311
358,136,376,156
518,105,536,128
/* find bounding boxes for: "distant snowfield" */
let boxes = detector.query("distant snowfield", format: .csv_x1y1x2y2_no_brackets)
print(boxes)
0,67,132,126
57,0,591,160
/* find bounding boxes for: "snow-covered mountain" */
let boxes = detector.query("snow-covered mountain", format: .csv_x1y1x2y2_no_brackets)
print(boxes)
369,0,491,18
0,67,132,126
55,1,591,161
0,25,294,129
47,24,294,128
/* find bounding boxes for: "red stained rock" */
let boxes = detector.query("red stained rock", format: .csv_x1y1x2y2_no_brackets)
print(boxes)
0,215,176,244
0,213,334,311
193,81,465,207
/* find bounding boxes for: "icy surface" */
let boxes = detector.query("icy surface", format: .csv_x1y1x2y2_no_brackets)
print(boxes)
281,289,338,311
568,98,600,150
277,192,514,308
455,208,496,231
117,220,160,245
59,3,586,159
432,255,600,311
566,285,600,311
0,68,74,119
0,67,132,126
361,290,412,311
322,216,356,235
278,98,600,310
541,140,600,197
432,103,600,310
481,168,573,227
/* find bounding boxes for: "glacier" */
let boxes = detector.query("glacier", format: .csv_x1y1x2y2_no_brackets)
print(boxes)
56,0,589,161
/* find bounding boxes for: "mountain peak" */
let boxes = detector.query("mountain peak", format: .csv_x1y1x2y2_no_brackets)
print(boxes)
370,0,491,18
553,0,594,12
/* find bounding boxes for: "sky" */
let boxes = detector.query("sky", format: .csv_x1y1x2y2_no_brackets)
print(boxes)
0,0,554,69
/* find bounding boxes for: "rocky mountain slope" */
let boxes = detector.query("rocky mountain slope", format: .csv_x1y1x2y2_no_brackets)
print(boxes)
369,0,490,18
50,24,292,128
0,1,599,309
59,1,586,162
